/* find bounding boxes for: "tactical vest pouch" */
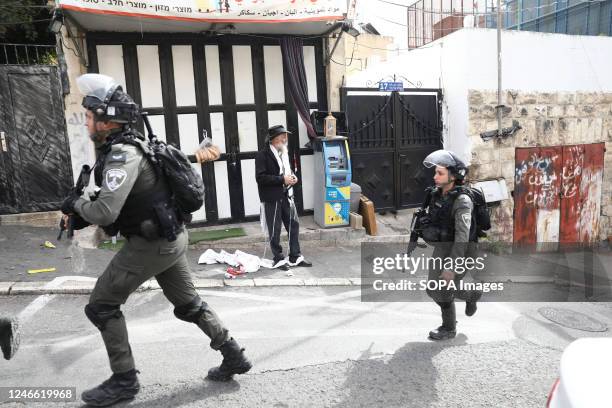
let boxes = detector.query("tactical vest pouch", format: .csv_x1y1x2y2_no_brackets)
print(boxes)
421,226,441,243
420,213,441,243
153,201,180,242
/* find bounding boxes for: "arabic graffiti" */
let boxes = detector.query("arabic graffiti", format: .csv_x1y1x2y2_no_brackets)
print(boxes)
66,109,96,181
515,153,560,208
560,145,582,200
513,144,605,245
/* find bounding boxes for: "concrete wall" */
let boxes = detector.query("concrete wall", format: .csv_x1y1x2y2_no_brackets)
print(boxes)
60,26,95,185
464,30,612,242
346,28,612,161
327,32,394,111
345,28,612,242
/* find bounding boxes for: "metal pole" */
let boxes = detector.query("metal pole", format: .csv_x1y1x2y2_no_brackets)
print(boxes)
497,0,503,136
404,6,407,46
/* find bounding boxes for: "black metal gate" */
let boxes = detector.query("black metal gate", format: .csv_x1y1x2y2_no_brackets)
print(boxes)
341,88,443,211
0,65,73,214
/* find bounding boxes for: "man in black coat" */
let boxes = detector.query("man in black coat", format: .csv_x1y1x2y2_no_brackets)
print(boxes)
255,125,312,270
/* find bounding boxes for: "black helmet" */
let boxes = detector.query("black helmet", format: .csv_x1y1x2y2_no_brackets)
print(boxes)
76,74,139,124
423,149,468,181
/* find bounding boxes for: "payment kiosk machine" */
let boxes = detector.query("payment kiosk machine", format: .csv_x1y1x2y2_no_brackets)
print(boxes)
313,136,352,228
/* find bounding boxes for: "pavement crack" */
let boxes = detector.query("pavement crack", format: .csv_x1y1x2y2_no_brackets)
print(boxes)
250,355,393,375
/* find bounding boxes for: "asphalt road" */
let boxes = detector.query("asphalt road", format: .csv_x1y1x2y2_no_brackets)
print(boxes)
2,287,611,407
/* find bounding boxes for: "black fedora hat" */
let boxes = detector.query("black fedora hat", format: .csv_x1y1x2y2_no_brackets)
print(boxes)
268,124,292,141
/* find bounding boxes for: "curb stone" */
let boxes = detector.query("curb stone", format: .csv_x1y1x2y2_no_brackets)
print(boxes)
0,275,580,296
0,282,14,295
0,278,362,296
253,278,305,287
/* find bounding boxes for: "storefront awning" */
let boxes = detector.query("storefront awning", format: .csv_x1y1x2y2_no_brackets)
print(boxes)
57,0,350,34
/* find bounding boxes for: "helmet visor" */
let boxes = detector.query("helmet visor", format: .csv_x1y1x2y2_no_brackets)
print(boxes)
423,150,462,168
76,74,119,104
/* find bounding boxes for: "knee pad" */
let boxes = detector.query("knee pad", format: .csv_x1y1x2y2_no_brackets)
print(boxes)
85,303,123,331
174,296,209,324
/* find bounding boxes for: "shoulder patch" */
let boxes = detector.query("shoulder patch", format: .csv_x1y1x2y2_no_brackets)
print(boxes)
461,212,471,228
105,169,128,191
108,151,127,163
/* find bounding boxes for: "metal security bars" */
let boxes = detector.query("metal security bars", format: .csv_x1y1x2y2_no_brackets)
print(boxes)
401,0,611,48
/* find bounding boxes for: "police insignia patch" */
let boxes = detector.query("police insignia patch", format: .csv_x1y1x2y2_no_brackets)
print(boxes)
105,169,128,192
462,213,471,227
108,152,127,163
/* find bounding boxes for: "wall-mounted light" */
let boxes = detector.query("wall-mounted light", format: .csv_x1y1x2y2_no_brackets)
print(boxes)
342,22,360,38
49,9,64,34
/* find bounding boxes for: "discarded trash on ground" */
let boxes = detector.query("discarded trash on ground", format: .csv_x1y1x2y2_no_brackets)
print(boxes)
198,249,279,273
42,241,56,249
285,271,294,277
225,266,247,279
27,268,57,275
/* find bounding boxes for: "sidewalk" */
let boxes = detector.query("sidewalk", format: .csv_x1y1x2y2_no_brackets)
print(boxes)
2,211,610,296
0,210,416,295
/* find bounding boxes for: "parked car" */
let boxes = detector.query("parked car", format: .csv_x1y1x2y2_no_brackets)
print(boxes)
547,338,612,407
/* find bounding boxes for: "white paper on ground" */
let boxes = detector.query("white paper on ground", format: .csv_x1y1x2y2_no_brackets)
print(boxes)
259,259,275,269
198,249,220,265
234,250,262,273
218,250,240,267
198,249,287,271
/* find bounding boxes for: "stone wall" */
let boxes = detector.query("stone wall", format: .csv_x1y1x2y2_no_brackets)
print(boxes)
467,90,612,242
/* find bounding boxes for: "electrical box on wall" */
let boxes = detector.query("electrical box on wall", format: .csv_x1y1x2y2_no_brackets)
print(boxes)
471,179,509,203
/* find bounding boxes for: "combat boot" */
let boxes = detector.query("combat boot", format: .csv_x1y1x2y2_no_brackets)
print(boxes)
428,326,457,340
207,338,252,381
465,291,482,317
81,369,140,407
0,317,20,360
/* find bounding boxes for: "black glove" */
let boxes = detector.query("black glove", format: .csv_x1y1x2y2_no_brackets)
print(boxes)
61,191,80,215
71,214,91,231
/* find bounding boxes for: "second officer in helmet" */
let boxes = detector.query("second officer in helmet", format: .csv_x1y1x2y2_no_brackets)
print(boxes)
418,149,483,341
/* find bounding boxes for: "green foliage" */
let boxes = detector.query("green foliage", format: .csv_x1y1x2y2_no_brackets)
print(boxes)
0,1,54,44
38,50,57,65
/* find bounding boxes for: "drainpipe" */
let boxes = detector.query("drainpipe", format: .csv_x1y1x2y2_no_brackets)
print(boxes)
496,0,503,136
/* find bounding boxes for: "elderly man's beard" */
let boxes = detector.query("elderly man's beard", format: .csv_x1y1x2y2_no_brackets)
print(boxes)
274,142,289,153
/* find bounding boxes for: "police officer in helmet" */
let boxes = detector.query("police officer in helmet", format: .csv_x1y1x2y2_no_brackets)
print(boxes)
420,149,482,341
61,74,251,406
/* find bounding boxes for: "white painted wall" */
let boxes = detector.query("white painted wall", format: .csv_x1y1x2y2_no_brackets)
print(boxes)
346,28,612,164
62,28,94,186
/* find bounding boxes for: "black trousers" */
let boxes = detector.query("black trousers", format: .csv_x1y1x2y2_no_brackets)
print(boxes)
426,244,481,331
263,197,301,263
